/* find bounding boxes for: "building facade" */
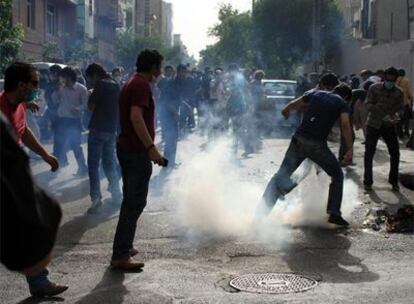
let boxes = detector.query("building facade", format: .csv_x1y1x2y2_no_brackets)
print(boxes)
12,0,78,61
161,1,173,46
360,0,409,41
336,0,414,87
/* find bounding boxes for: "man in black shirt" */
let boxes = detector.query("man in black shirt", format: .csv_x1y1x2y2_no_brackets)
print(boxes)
257,74,353,226
85,63,122,214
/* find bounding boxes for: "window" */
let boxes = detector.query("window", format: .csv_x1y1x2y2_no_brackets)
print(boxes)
46,5,56,35
27,0,36,29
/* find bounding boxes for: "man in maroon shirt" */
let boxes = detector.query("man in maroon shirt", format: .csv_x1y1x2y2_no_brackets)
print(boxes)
111,49,166,270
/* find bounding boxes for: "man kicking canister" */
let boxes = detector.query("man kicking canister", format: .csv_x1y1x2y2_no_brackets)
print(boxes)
257,74,353,226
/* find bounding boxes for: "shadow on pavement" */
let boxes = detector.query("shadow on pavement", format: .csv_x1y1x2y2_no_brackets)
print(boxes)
72,268,130,304
49,178,89,204
17,296,64,304
55,200,120,257
283,228,380,284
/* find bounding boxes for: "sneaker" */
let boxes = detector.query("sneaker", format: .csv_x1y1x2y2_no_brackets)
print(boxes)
87,200,103,214
328,214,350,226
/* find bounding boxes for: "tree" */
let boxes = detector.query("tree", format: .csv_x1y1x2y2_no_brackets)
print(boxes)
115,29,189,70
200,0,345,77
0,0,24,76
200,4,257,68
252,0,344,76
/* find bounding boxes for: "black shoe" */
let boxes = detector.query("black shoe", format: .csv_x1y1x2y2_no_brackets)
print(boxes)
31,282,68,298
364,184,373,192
392,184,400,192
328,214,349,226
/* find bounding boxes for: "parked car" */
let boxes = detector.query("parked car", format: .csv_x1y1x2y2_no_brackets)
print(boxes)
257,79,298,132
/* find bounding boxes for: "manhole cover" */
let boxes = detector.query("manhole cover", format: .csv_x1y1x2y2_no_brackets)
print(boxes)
229,273,318,294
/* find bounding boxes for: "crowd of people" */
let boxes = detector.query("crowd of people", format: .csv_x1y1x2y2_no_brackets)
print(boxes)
1,48,413,298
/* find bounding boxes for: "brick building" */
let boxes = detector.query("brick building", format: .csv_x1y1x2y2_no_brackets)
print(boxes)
12,0,78,61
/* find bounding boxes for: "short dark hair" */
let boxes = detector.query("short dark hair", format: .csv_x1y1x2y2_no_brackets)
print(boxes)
320,73,339,89
363,80,374,91
60,67,77,82
384,67,399,78
136,49,164,73
177,64,187,73
4,62,37,92
398,68,406,77
228,63,239,72
85,63,107,78
49,64,62,75
333,83,353,101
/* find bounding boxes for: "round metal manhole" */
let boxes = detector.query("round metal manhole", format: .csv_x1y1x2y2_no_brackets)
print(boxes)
229,273,318,294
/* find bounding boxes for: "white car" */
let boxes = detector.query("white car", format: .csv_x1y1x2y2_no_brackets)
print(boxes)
258,79,298,131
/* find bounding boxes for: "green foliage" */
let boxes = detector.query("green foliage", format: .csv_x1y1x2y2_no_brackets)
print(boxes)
0,0,24,76
42,40,61,62
115,29,186,70
64,38,97,66
200,1,345,77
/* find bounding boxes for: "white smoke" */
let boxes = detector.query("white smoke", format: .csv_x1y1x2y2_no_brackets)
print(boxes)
161,135,359,247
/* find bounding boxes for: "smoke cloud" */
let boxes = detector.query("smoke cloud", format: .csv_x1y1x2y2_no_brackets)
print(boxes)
160,135,360,248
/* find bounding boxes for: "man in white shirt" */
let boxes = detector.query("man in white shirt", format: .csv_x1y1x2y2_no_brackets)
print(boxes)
54,67,88,176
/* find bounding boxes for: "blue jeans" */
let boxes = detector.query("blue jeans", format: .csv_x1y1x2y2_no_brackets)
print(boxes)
261,135,344,216
163,119,179,166
26,268,50,293
112,147,152,260
55,117,87,170
87,130,121,202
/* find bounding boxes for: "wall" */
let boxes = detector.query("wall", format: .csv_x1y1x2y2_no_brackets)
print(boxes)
375,0,409,42
337,39,414,87
13,0,46,61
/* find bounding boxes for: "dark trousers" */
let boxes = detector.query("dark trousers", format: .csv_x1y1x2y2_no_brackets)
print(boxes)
112,147,152,261
364,125,400,186
55,117,87,170
162,115,179,166
87,130,121,202
397,105,412,137
261,135,344,216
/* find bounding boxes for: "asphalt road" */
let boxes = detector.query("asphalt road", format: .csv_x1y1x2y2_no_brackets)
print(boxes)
1,130,413,304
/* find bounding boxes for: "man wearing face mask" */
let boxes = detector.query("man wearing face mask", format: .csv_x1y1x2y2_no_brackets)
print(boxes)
0,62,68,297
364,67,404,192
111,49,166,270
0,62,59,171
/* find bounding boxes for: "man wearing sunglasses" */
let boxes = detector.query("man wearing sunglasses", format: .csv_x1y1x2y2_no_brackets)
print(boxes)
1,62,67,298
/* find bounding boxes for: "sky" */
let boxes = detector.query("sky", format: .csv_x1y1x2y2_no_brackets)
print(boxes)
166,0,252,59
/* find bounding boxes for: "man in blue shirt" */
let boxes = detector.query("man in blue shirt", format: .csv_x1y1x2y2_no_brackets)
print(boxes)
257,74,353,226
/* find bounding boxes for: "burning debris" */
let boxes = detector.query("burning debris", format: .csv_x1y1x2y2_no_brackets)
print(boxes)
363,206,414,233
